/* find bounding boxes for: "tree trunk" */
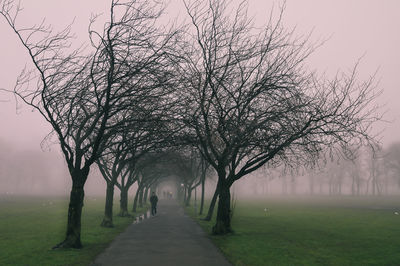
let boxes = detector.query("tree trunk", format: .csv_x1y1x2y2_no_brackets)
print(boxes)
203,180,220,221
282,175,287,195
183,186,187,203
290,176,296,195
101,181,114,227
143,186,149,204
319,181,323,194
53,167,89,249
309,173,314,195
186,186,192,206
199,175,205,215
119,188,130,217
132,184,141,212
138,186,144,208
372,175,376,196
212,181,232,235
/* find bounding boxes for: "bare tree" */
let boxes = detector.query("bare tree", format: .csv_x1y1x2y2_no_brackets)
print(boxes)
177,0,381,234
365,143,385,195
384,142,400,190
132,153,170,212
97,142,130,227
168,148,210,207
0,0,178,248
97,109,174,225
199,154,212,215
347,148,364,196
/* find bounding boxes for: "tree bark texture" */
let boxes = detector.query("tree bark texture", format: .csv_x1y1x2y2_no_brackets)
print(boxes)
101,181,115,227
199,176,205,215
143,186,149,204
119,188,130,217
183,186,187,203
138,187,144,208
53,167,89,249
212,182,232,235
204,180,220,221
185,186,192,206
132,184,141,212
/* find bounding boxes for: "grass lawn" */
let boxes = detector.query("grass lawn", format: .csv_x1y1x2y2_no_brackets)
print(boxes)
186,196,400,266
0,195,148,266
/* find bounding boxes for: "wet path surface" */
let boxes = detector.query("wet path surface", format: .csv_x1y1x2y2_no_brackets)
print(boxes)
92,199,231,266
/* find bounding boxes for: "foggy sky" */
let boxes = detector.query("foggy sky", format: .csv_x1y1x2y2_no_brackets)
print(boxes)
0,0,399,151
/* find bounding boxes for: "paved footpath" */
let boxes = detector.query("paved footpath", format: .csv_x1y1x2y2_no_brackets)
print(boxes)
92,199,232,266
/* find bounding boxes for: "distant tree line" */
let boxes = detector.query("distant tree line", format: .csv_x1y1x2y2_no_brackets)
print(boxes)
234,142,400,197
0,141,69,195
307,143,400,196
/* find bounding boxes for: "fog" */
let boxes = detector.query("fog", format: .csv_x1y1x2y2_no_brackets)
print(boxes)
1,0,399,197
0,140,109,195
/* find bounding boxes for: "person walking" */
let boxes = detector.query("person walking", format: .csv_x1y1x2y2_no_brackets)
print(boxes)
150,192,158,216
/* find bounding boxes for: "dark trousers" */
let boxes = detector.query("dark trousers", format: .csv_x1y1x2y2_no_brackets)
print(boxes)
151,204,157,215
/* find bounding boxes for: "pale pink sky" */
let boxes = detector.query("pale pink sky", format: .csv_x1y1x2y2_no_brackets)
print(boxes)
0,0,399,151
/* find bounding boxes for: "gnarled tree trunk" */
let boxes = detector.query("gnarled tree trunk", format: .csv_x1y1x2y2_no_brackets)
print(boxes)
212,180,232,235
183,186,187,203
101,181,115,227
199,175,205,215
204,179,220,221
132,183,142,212
143,186,149,204
119,187,130,217
53,167,89,249
185,186,192,206
138,186,144,208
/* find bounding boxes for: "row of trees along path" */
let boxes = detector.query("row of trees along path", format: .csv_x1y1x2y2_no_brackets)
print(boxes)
0,0,381,249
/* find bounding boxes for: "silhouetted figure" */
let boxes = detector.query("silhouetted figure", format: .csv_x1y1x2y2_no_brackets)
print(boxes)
150,192,158,216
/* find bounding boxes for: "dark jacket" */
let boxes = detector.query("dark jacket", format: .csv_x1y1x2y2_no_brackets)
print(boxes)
150,195,158,205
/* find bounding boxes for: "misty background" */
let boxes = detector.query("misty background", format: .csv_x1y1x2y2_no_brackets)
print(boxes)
0,0,399,196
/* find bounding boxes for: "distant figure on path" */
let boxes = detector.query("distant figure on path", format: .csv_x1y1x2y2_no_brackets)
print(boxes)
150,192,158,216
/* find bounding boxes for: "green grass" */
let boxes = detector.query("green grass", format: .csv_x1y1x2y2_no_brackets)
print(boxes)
186,196,400,266
0,195,148,266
